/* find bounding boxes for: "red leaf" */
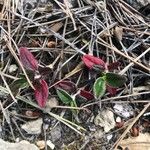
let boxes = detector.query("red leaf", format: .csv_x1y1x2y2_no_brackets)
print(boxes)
106,85,117,96
107,61,120,71
55,80,76,93
82,54,105,69
80,90,94,100
19,47,38,71
34,79,48,107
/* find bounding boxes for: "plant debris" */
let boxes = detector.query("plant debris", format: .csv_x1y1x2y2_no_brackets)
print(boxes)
0,0,150,149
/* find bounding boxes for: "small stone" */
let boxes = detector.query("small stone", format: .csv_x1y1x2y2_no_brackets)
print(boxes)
50,126,61,142
113,104,134,118
88,123,96,132
116,116,121,123
36,140,45,149
0,139,39,150
107,134,113,141
9,64,18,73
93,129,104,139
46,97,58,108
15,138,20,142
94,110,115,132
21,118,43,134
46,140,55,150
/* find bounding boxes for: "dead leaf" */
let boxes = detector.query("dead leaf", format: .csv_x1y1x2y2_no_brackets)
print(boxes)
0,139,39,150
47,41,56,48
114,26,123,41
19,47,38,71
50,22,63,33
118,133,150,150
46,140,55,150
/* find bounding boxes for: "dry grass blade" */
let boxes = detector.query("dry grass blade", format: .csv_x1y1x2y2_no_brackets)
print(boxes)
64,0,77,30
0,101,15,140
119,47,150,75
1,0,150,148
3,36,35,90
97,41,150,72
0,70,17,103
82,91,150,108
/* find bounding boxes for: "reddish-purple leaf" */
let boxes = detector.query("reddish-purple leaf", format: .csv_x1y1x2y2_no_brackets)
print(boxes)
80,90,94,100
19,47,38,71
34,79,48,107
106,85,117,96
108,61,120,71
55,80,76,93
82,54,105,69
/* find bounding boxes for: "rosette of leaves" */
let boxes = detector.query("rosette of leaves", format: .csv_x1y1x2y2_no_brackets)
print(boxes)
93,73,127,99
82,54,127,99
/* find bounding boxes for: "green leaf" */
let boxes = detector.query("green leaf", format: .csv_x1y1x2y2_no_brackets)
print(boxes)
105,72,127,88
93,77,106,99
13,78,28,89
10,76,29,96
56,88,73,104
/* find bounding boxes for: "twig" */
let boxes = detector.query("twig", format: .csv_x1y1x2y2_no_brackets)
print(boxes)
82,91,150,108
7,10,86,55
119,47,150,75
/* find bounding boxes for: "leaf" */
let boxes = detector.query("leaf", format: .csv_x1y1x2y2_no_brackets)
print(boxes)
56,88,73,104
12,78,28,89
107,61,120,71
34,79,49,108
93,77,106,99
106,85,117,96
80,90,94,100
106,72,127,88
55,80,76,93
82,54,105,69
10,76,29,96
19,47,38,71
70,100,78,114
